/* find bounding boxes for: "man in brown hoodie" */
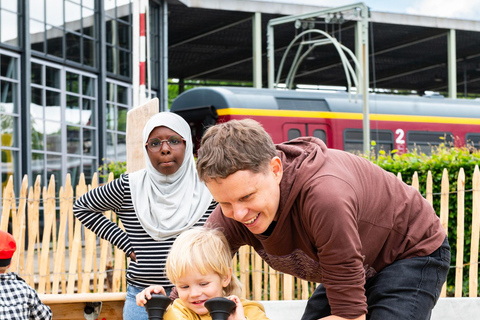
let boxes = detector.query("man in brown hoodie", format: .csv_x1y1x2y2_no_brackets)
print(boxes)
197,119,449,320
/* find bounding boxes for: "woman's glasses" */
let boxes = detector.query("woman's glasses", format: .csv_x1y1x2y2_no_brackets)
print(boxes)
145,136,185,152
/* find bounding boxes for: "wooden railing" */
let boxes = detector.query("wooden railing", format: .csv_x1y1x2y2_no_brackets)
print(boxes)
1,166,479,299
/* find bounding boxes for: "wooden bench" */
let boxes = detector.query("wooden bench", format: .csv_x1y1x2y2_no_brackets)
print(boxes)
39,293,126,320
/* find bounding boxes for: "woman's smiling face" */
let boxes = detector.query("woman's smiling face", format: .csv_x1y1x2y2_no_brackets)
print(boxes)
146,126,186,175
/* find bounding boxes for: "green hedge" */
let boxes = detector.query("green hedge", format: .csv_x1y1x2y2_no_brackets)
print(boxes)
366,144,480,296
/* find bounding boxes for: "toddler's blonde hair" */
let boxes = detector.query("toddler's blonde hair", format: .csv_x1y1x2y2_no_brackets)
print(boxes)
166,227,242,296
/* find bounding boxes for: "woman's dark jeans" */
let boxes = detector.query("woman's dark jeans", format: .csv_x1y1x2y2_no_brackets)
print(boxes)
301,237,451,320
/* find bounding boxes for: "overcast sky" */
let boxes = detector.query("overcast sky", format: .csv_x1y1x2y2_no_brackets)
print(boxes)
257,0,480,20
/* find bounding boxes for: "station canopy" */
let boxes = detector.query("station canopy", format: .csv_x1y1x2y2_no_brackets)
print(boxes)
167,0,480,96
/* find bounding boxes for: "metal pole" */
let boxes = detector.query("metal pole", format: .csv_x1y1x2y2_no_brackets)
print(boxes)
253,12,262,88
448,29,457,99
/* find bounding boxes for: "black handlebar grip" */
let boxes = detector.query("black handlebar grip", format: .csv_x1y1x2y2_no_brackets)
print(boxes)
144,293,172,320
204,297,236,320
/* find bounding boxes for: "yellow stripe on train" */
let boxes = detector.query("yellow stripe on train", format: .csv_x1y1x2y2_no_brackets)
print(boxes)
216,108,480,125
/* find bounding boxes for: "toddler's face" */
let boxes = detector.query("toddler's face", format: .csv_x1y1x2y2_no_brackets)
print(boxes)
175,270,230,315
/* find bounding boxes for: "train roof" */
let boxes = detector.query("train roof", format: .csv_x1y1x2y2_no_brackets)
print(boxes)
170,86,480,118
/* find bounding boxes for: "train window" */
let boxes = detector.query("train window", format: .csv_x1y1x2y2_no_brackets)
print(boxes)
344,129,393,155
313,129,327,144
407,131,453,155
288,128,302,140
466,133,480,150
276,98,329,111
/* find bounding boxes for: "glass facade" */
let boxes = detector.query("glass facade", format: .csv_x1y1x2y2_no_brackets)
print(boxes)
0,51,20,198
105,79,130,164
0,1,19,47
105,0,132,78
30,0,97,67
0,0,164,191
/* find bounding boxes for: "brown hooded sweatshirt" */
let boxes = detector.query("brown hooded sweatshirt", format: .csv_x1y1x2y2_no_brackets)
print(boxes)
207,137,446,318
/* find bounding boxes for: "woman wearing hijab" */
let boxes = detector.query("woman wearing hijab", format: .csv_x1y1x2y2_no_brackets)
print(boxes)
73,112,215,320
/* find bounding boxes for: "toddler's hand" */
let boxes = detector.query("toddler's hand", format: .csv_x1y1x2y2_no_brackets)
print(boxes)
136,285,166,307
226,295,245,320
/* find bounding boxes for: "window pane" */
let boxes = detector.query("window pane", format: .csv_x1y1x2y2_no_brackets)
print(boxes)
31,63,43,85
45,121,61,152
1,55,17,78
105,19,115,45
83,0,95,9
46,154,62,198
466,133,480,149
31,120,44,150
83,76,95,96
66,72,79,93
30,1,45,22
31,87,43,109
117,21,129,49
46,27,63,58
117,133,126,161
117,85,128,104
83,128,94,155
82,158,96,186
117,107,127,132
46,0,64,27
32,153,45,182
82,98,94,126
67,156,81,186
67,125,80,154
106,103,115,130
66,95,80,124
30,20,45,52
106,131,115,159
0,82,17,113
83,38,95,67
0,115,14,146
83,7,95,37
119,50,130,77
66,33,81,63
46,67,61,89
288,129,301,141
65,2,81,30
45,90,61,121
2,0,18,12
313,129,326,144
1,10,18,46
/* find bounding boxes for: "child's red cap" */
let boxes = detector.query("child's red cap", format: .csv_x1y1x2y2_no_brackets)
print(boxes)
0,230,16,267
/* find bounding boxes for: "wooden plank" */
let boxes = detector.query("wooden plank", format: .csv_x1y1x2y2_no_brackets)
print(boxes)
38,176,56,294
26,176,41,288
469,165,480,297
439,168,449,298
411,171,419,191
126,97,159,173
0,175,13,231
426,171,433,205
455,168,465,297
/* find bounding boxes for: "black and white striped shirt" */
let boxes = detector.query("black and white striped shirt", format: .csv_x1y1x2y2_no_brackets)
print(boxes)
73,173,216,290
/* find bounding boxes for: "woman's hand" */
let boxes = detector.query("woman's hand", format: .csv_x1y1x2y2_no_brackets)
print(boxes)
136,285,166,307
226,295,246,320
129,251,137,262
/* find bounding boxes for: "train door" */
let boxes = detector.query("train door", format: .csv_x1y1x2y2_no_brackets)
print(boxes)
282,123,330,146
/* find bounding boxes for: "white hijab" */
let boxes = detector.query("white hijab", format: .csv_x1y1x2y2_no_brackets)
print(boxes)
129,112,213,241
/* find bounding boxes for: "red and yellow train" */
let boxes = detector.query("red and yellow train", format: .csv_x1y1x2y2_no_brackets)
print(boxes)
170,87,480,155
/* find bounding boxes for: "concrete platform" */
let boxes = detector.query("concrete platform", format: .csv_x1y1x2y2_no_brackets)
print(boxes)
261,297,480,320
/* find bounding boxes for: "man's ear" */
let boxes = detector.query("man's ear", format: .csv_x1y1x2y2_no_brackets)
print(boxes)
270,156,283,183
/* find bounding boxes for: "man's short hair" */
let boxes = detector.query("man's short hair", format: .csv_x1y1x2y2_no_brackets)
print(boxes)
197,119,277,181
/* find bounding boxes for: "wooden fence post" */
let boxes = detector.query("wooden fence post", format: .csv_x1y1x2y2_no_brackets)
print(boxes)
469,165,480,297
455,168,465,297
